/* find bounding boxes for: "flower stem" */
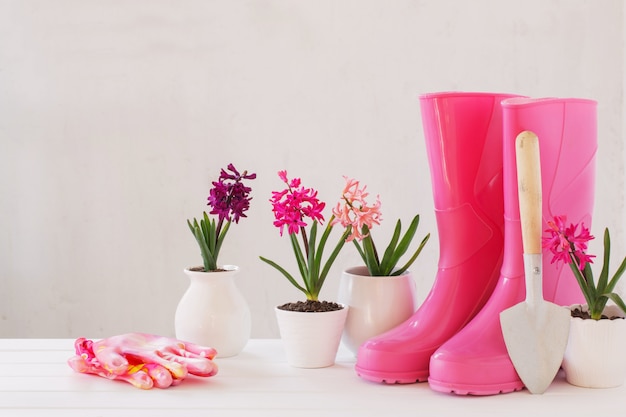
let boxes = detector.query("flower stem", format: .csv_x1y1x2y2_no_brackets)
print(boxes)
300,225,309,258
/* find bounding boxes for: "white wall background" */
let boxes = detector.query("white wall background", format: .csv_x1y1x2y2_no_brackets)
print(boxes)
1,0,624,339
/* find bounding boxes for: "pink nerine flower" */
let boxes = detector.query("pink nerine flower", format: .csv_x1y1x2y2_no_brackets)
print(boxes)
331,177,382,242
270,171,325,236
542,215,595,271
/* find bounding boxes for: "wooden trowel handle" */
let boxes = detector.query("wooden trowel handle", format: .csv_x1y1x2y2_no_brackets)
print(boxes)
516,131,542,255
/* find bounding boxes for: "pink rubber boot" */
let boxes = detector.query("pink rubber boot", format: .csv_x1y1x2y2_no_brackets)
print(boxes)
428,97,597,395
355,92,521,383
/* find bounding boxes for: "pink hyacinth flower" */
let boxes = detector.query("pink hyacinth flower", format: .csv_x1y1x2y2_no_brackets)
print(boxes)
542,215,595,271
270,171,325,236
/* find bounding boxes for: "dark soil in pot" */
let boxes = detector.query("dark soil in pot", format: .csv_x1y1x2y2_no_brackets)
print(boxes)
278,300,343,312
571,306,624,320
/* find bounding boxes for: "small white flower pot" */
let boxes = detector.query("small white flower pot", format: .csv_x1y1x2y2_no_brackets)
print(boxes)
562,304,626,388
275,304,348,368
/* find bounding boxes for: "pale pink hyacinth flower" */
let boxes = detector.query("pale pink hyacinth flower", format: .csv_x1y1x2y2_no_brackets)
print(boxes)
331,177,382,242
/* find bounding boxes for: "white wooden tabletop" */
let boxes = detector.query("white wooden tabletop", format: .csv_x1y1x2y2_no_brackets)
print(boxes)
0,338,624,416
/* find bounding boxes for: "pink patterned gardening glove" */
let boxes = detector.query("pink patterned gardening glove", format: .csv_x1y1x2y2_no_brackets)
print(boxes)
67,333,218,389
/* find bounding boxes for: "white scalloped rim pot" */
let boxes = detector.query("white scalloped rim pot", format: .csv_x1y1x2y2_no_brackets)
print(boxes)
562,304,626,388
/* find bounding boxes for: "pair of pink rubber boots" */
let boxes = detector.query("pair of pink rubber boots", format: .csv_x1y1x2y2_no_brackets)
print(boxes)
355,92,597,395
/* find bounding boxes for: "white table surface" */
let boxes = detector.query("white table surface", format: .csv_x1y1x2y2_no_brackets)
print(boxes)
0,338,624,416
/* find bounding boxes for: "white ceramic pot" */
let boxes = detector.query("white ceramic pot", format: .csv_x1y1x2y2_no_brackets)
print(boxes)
337,266,417,355
275,304,348,368
175,265,251,358
562,304,626,388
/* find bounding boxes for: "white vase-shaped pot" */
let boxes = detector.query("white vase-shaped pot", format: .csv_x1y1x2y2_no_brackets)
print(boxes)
175,265,251,358
337,266,417,355
562,304,626,388
275,304,348,368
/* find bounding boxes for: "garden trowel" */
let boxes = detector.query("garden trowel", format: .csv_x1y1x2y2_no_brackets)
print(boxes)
500,130,571,394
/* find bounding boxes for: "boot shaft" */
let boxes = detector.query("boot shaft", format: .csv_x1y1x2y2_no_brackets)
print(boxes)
420,92,520,211
420,92,520,269
502,97,597,222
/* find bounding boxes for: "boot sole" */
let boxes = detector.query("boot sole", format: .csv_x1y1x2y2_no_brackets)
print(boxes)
428,377,524,395
355,365,429,384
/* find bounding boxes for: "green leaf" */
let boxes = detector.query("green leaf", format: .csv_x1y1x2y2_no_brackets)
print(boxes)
383,215,422,276
307,221,319,294
393,215,420,257
213,220,231,266
352,239,367,266
362,225,381,276
605,237,626,295
379,219,402,276
315,220,334,273
289,232,309,291
606,292,626,316
259,256,308,295
583,261,597,300
607,256,626,294
569,256,595,312
187,214,224,271
193,222,216,271
596,228,611,293
203,212,215,254
317,226,351,293
392,232,431,276
187,219,197,235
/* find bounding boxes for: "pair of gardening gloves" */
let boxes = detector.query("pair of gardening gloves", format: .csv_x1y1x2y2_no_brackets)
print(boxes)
67,333,218,389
